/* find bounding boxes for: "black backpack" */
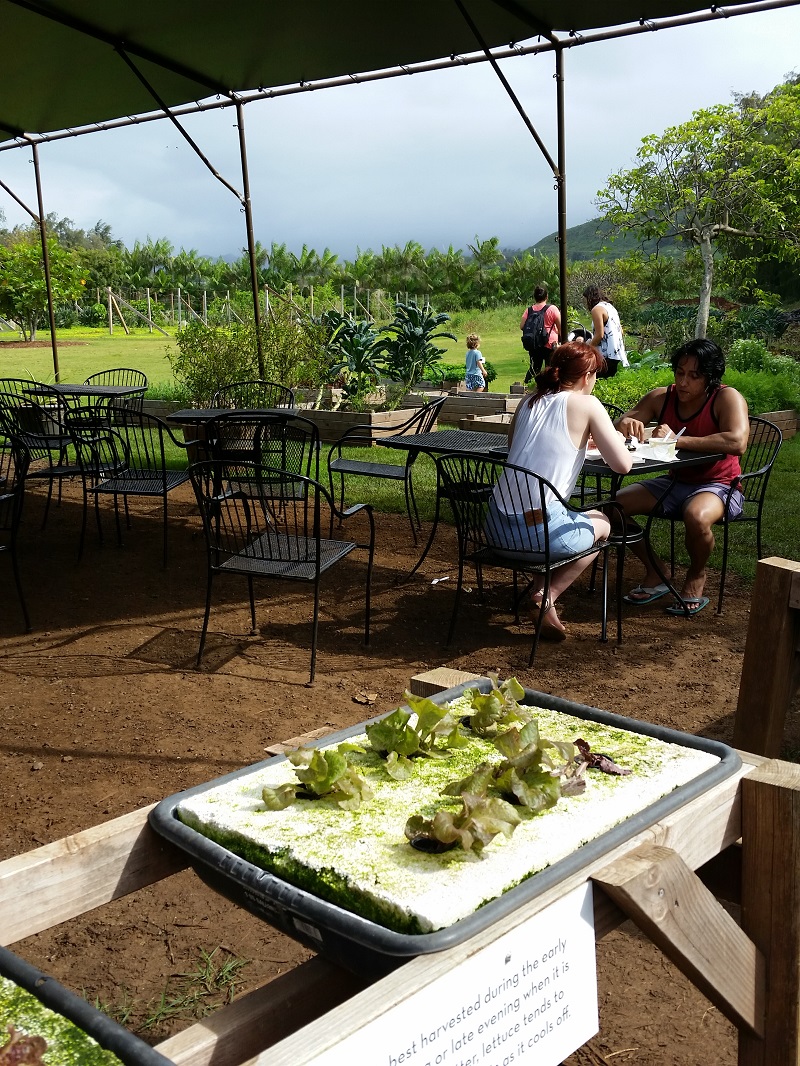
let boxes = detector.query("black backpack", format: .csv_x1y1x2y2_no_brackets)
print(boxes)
521,304,550,352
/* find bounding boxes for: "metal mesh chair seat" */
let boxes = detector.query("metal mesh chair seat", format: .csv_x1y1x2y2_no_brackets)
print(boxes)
327,395,446,544
190,459,375,682
219,533,356,580
328,457,408,480
94,469,190,496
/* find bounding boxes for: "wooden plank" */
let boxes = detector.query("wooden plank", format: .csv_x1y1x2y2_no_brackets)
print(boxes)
592,842,764,1036
408,667,484,697
252,756,763,1066
790,570,800,611
155,957,368,1066
264,727,332,756
733,558,800,758
739,760,800,1065
1,806,188,946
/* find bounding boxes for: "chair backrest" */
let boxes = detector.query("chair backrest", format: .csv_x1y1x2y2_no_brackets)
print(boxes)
84,368,148,390
601,400,625,421
0,387,68,456
205,410,320,482
189,459,324,565
111,408,183,478
740,416,783,506
436,452,558,562
395,395,447,436
211,379,295,410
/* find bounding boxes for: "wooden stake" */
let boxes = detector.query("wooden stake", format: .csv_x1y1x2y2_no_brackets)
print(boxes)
733,557,800,757
739,760,800,1064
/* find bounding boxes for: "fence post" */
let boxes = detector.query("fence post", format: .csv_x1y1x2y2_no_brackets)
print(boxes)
107,287,113,335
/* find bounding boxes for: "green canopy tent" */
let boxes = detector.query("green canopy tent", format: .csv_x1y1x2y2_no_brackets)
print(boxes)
1,0,797,376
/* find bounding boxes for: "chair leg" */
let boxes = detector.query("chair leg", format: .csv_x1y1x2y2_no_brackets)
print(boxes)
196,572,214,668
404,462,422,546
10,547,31,632
162,492,169,567
528,574,553,666
615,544,625,645
309,578,322,683
599,547,609,644
445,560,465,646
716,520,730,615
247,576,256,632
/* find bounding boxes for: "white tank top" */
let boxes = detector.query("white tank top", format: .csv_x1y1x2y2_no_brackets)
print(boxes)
494,391,585,513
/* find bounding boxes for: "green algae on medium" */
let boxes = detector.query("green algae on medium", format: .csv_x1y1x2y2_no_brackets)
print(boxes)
177,702,720,935
0,978,123,1066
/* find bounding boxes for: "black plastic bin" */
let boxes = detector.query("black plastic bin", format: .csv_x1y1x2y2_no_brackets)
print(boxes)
149,681,740,980
0,944,171,1064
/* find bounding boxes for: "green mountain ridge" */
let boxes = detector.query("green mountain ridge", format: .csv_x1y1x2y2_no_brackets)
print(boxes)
525,217,683,261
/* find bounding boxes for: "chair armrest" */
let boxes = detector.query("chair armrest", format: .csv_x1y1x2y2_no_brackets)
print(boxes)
340,502,372,519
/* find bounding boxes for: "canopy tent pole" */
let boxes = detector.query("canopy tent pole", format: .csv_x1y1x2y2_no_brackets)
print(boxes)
456,0,567,326
555,44,568,341
235,100,265,375
0,147,60,380
30,143,60,380
113,49,264,369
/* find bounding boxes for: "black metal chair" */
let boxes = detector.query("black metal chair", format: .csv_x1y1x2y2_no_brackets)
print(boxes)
84,368,148,416
210,379,295,410
0,382,81,527
646,415,783,613
67,407,190,565
0,431,32,631
204,410,320,488
435,452,631,665
189,459,375,683
327,395,446,543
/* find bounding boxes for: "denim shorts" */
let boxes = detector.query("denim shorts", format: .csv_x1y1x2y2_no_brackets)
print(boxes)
642,476,744,520
485,498,596,561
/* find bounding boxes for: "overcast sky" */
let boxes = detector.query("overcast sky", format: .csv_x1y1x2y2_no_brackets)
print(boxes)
1,7,799,261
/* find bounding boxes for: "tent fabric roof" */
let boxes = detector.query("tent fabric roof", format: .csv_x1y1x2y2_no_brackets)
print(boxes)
0,0,761,145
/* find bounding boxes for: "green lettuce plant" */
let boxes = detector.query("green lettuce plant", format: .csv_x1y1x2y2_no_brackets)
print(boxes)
261,743,372,811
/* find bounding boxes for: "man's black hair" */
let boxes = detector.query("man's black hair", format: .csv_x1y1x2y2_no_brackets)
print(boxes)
670,338,726,389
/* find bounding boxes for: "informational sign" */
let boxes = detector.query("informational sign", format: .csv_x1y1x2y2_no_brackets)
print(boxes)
308,882,598,1066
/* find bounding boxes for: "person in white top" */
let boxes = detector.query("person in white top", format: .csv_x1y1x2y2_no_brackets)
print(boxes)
487,342,632,639
583,285,629,378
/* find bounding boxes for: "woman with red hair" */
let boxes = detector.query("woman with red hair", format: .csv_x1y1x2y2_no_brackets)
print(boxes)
488,343,632,639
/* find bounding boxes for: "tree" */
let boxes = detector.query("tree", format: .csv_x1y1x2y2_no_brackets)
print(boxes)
0,236,85,339
596,80,800,337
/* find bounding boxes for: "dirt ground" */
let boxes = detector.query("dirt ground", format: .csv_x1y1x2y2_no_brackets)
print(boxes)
0,477,787,1064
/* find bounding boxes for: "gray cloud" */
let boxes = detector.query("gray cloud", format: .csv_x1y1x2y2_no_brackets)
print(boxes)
1,8,798,259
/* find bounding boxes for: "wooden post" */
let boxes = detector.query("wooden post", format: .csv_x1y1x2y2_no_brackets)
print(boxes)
739,760,800,1064
733,558,800,757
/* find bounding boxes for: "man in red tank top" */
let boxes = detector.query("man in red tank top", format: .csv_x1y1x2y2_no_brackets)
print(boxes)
614,339,750,615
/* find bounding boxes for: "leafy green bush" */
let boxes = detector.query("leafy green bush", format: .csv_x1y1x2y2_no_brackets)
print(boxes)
727,338,771,373
594,368,672,412
79,301,107,327
168,301,329,405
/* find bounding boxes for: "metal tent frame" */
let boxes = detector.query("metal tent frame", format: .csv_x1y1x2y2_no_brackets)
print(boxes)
1,0,798,378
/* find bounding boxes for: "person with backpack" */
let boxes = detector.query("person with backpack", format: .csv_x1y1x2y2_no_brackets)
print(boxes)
520,284,561,384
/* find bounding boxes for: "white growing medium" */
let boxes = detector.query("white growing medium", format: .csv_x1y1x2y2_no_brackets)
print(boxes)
177,704,719,934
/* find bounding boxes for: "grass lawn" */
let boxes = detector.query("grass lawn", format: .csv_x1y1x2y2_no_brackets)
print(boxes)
0,329,177,391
